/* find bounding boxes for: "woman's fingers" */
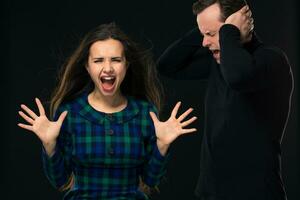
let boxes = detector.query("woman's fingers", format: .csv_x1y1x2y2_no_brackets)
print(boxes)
35,98,45,116
149,111,159,124
20,104,38,119
57,111,68,124
180,128,197,135
17,123,33,132
171,101,181,118
181,116,197,128
177,108,194,122
18,111,34,124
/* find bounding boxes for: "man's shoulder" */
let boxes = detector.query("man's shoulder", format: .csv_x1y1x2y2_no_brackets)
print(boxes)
255,44,289,64
256,43,285,55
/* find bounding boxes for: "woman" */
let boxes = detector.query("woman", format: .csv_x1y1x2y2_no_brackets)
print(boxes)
18,23,197,199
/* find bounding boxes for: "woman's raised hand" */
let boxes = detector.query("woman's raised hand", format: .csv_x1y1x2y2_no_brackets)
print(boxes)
149,102,197,155
18,98,67,155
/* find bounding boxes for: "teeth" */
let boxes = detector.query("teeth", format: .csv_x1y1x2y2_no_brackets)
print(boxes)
102,77,115,80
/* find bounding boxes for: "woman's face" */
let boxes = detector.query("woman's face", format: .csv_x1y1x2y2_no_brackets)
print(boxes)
86,38,127,97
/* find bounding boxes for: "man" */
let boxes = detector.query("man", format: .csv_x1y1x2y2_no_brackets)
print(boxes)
157,0,294,199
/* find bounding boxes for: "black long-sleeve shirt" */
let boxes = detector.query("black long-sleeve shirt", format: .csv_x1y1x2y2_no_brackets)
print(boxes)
158,24,294,200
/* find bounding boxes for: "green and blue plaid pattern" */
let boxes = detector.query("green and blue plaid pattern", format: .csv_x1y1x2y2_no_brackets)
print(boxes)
42,93,168,199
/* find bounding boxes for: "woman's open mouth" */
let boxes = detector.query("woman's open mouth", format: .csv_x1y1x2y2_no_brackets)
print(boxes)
100,76,116,93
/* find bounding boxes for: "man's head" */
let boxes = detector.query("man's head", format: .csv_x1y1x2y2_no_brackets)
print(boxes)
192,0,247,63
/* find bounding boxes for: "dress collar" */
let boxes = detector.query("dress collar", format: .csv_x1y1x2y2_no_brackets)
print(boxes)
76,92,140,124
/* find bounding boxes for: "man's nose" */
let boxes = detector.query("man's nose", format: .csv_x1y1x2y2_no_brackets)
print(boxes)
202,37,210,47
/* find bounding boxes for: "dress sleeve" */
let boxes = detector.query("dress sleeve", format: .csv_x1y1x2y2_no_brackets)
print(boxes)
157,28,212,80
41,105,73,189
141,104,169,187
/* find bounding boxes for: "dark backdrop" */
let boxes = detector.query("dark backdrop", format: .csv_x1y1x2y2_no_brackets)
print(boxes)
2,0,299,199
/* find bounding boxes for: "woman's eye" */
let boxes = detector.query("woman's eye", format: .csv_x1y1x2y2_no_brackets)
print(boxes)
112,58,122,62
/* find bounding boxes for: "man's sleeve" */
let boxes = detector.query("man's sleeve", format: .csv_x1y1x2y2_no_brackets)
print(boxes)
219,24,292,92
157,28,212,80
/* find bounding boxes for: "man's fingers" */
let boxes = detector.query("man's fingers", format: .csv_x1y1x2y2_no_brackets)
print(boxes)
250,24,254,31
246,10,252,18
241,5,249,13
20,104,38,119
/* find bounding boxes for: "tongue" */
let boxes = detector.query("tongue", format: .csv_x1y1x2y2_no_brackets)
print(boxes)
102,81,114,90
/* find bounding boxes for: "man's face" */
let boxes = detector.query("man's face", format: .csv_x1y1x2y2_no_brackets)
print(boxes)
197,3,224,64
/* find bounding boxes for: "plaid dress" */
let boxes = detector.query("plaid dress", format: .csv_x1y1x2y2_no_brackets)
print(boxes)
42,93,168,199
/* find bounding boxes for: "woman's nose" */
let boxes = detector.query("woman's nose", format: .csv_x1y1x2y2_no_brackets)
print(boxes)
103,61,113,72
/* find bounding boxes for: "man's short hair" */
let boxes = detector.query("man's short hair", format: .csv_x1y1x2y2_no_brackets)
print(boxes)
192,0,247,21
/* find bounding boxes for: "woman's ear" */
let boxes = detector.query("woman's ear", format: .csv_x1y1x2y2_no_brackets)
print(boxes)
85,63,90,73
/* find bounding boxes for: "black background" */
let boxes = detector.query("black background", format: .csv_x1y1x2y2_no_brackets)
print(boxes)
2,0,299,199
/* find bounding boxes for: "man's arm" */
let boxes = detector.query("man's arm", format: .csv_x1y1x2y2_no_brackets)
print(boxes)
157,28,212,80
219,24,292,92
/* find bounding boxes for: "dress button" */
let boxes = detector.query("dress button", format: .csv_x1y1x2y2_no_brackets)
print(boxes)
109,148,114,155
108,129,114,135
107,114,113,121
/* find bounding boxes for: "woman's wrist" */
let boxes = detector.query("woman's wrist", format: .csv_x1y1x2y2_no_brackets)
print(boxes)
43,141,57,157
156,140,169,156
